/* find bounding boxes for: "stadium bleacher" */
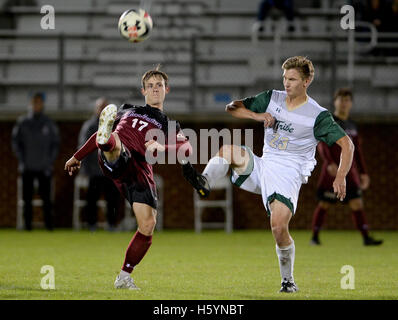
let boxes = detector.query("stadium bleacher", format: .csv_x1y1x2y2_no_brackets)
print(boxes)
0,0,397,115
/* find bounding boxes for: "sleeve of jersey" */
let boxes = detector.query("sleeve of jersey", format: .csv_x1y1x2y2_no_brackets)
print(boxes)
353,135,368,174
164,128,192,157
313,111,347,146
164,139,192,157
241,90,273,113
73,132,98,161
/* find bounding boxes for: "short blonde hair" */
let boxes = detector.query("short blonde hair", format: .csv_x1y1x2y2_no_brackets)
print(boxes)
141,64,169,89
282,56,315,81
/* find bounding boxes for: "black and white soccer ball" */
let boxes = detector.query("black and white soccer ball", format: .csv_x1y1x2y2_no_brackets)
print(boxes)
118,9,153,43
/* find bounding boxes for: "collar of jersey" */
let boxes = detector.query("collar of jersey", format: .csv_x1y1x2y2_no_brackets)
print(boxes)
285,96,308,111
146,103,162,112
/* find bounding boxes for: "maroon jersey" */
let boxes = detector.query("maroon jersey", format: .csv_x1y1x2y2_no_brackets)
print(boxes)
114,103,181,157
74,103,189,208
105,104,182,205
317,115,367,191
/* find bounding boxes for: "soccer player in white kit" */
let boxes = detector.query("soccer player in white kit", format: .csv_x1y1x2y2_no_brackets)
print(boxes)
183,56,355,293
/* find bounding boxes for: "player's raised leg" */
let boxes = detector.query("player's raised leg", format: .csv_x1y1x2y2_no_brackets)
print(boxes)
115,202,157,290
204,145,250,184
96,104,122,162
182,161,211,197
183,145,250,197
270,200,298,293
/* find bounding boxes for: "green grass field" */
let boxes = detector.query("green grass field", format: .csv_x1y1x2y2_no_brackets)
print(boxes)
0,229,397,300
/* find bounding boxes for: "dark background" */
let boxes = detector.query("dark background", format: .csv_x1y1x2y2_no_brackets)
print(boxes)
1,118,397,230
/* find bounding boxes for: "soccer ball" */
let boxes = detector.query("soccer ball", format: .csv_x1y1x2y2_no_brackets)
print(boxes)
118,9,153,43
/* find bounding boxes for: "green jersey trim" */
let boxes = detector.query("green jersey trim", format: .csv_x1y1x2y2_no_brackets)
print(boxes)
242,90,273,113
314,111,346,146
266,192,295,216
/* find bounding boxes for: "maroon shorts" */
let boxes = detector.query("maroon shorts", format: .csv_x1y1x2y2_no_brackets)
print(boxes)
98,146,158,209
317,187,362,204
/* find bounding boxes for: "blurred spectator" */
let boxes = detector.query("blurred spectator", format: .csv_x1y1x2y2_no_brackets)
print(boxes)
310,88,383,246
380,0,398,55
78,97,120,232
252,0,295,33
361,0,388,31
353,0,390,55
0,0,37,29
383,0,398,32
11,92,59,231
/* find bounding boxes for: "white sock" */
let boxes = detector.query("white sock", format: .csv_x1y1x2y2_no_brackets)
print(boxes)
276,241,295,283
119,270,131,279
202,156,230,188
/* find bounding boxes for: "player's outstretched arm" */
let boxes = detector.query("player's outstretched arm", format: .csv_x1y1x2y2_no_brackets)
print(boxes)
226,100,275,128
65,132,98,176
333,135,355,201
64,156,81,176
145,131,193,157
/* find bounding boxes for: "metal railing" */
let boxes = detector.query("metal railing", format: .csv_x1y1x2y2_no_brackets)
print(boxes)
0,30,195,111
1,26,397,113
347,21,378,86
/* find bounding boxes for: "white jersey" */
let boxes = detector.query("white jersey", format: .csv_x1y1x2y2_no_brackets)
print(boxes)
242,90,346,180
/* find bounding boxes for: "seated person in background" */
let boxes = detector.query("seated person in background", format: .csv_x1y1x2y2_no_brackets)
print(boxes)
361,0,388,31
252,0,295,33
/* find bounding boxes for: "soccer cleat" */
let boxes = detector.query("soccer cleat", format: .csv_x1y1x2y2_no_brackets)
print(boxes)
310,237,321,246
364,236,383,246
182,162,210,197
279,280,299,293
96,104,117,145
114,275,140,290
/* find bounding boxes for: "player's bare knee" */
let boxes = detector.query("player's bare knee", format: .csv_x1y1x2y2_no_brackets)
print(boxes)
349,198,363,211
139,216,156,235
217,145,232,163
271,224,288,240
232,146,248,166
271,224,285,234
319,201,330,210
148,214,156,227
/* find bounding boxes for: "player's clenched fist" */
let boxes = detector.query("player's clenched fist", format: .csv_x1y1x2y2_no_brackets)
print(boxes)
64,156,81,176
255,112,276,128
145,140,166,153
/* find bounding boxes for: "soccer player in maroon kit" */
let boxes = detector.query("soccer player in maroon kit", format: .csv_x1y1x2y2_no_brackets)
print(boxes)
65,67,192,289
310,88,383,246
